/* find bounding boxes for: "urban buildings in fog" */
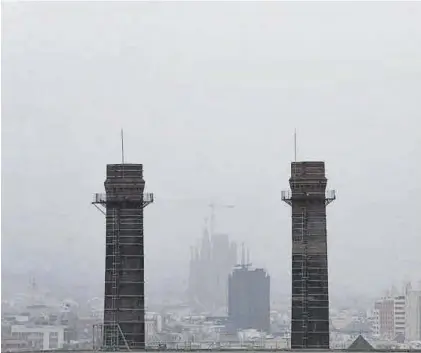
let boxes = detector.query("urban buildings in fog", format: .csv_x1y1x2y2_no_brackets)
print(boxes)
188,225,237,314
370,282,421,343
227,250,270,334
373,295,405,340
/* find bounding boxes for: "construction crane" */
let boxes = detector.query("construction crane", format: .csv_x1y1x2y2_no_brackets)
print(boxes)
208,202,235,236
150,197,235,235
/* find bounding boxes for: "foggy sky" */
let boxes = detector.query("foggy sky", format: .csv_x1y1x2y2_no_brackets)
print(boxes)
2,1,421,301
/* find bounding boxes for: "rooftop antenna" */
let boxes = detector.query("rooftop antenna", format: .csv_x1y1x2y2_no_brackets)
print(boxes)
241,242,245,267
121,129,125,164
294,128,297,162
246,247,250,267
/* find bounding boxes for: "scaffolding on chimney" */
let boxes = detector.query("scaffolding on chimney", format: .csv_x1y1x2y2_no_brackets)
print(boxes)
92,163,154,351
282,161,335,349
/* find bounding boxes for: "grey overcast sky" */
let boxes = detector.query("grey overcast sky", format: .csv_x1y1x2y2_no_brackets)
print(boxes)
2,1,421,300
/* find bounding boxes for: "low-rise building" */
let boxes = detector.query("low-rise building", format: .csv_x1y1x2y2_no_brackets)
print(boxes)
10,325,65,350
1,338,29,352
145,312,163,342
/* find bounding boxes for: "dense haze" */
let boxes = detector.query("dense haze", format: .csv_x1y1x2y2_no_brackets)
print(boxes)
2,2,421,303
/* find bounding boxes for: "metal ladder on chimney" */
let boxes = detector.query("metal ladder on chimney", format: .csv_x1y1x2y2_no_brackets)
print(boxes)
104,208,130,351
103,208,120,350
300,208,308,348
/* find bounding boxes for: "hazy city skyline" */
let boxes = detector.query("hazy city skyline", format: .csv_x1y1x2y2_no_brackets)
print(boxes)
2,1,421,303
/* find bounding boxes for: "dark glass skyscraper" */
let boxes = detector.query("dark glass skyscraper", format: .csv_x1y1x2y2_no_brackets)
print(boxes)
228,266,270,333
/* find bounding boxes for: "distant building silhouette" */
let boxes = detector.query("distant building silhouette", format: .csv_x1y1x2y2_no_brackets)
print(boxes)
228,252,270,333
405,282,421,341
188,226,237,313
